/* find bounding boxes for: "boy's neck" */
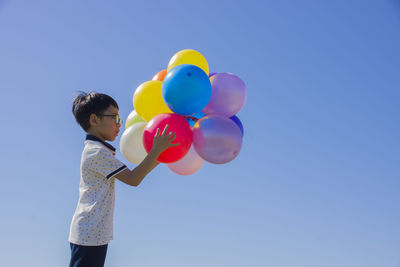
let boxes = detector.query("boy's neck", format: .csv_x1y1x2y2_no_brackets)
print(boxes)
86,129,106,142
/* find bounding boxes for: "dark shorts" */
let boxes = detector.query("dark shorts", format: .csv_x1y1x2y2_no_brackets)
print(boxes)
69,243,108,267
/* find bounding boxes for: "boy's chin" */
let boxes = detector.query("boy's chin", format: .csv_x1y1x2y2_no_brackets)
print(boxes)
105,131,119,142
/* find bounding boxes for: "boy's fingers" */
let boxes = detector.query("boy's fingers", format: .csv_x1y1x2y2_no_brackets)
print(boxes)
168,133,175,140
155,128,160,137
169,135,176,142
162,124,169,136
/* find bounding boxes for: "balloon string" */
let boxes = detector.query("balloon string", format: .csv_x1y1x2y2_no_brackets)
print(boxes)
184,116,199,122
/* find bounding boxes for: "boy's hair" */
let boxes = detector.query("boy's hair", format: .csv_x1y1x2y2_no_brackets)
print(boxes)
72,91,119,131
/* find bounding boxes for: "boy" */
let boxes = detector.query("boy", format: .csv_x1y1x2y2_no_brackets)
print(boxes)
69,92,179,267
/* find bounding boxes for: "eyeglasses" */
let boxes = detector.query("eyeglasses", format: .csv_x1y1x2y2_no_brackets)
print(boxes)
99,114,123,125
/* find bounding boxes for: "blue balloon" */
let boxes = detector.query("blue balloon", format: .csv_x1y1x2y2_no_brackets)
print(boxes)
230,115,244,136
162,64,212,115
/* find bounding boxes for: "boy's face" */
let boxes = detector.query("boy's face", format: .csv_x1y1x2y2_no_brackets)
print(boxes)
90,105,121,141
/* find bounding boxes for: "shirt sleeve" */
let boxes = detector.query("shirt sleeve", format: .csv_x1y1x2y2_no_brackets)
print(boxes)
89,148,127,179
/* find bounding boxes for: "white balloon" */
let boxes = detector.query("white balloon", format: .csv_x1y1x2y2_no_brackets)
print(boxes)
120,122,148,164
167,144,204,176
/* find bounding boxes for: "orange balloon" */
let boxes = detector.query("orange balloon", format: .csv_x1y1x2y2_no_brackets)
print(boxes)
152,69,167,81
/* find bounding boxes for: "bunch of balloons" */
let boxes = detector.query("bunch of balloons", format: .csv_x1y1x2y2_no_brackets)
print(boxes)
120,49,246,175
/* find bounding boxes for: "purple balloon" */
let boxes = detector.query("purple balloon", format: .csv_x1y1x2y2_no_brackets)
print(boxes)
193,115,242,164
202,73,247,117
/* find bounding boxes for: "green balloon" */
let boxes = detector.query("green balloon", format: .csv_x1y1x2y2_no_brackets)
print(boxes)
125,110,146,129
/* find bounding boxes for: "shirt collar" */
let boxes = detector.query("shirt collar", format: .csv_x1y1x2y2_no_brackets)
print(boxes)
85,134,116,152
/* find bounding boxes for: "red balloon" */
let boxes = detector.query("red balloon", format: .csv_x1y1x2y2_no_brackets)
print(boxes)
143,113,193,163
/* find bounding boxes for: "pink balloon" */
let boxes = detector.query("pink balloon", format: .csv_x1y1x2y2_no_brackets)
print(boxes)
193,115,242,164
202,73,247,117
167,145,204,175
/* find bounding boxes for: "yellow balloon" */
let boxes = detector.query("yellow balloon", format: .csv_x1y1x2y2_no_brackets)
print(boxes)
132,80,172,121
167,49,209,75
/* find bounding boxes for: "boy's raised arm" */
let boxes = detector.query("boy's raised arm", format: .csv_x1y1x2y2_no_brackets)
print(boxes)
115,125,180,187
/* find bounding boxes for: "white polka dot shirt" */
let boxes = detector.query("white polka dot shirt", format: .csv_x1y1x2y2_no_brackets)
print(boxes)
69,134,127,246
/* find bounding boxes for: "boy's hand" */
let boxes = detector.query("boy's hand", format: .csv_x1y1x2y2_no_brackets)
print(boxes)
151,124,180,155
115,125,181,187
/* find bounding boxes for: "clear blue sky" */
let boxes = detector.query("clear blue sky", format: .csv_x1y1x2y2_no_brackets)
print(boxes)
1,0,399,266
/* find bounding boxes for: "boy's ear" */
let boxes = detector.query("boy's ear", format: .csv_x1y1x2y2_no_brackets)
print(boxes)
89,113,100,127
